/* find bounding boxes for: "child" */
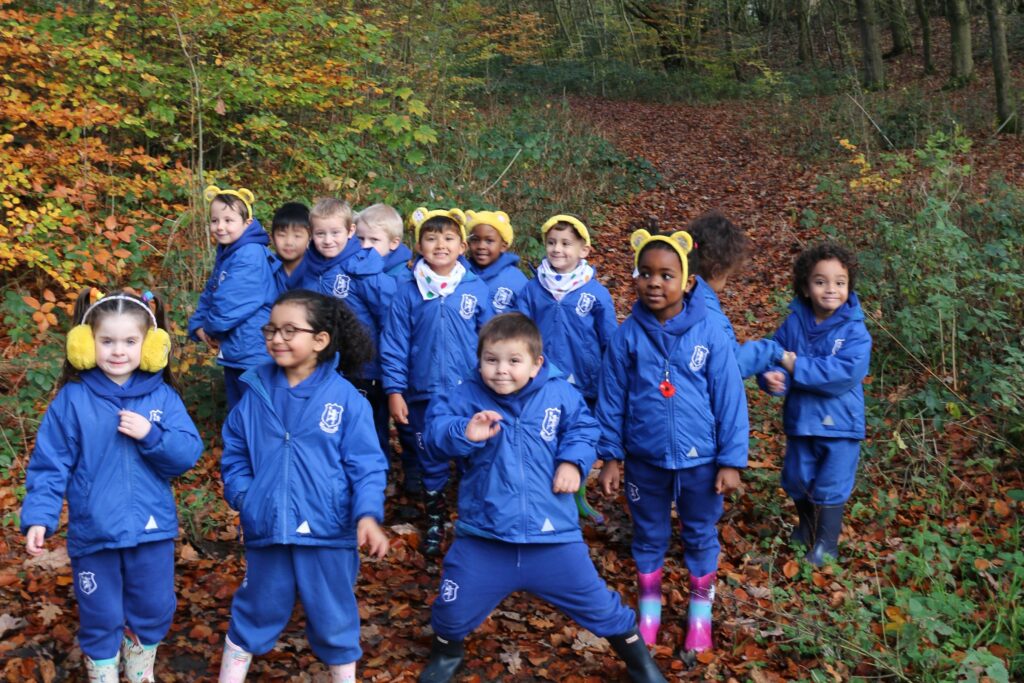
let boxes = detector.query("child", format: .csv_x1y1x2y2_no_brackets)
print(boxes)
22,289,202,682
379,207,492,556
189,184,282,410
515,214,617,408
419,313,665,683
596,229,748,653
218,289,390,682
354,203,413,278
464,210,528,314
301,198,397,456
759,242,871,566
271,201,311,291
685,211,792,377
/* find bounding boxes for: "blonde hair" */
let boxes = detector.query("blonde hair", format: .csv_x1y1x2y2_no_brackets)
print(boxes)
355,204,403,241
310,197,353,227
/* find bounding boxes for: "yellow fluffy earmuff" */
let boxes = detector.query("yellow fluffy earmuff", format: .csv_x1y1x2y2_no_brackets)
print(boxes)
66,291,171,372
204,184,255,219
630,229,694,290
465,210,514,246
541,214,591,246
408,207,467,242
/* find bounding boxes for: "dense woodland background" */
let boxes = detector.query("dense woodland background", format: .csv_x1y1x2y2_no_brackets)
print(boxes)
1,0,1023,680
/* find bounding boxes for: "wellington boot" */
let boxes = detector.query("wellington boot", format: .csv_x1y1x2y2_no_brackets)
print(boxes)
683,571,715,653
607,628,667,683
218,636,253,683
84,654,119,683
121,635,158,682
805,504,844,567
423,488,448,557
790,498,816,547
636,568,663,646
418,634,465,683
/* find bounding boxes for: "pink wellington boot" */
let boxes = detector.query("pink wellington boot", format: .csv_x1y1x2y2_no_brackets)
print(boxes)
683,571,716,652
637,568,663,646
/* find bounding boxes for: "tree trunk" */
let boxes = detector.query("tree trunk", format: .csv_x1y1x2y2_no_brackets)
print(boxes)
945,0,974,85
795,0,814,63
985,0,1017,131
856,0,886,88
885,0,913,56
914,0,936,73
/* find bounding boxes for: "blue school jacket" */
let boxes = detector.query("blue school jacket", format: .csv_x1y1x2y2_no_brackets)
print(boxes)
383,244,414,279
759,294,871,440
468,253,530,315
695,276,785,378
425,364,596,544
20,370,202,558
220,362,388,548
379,262,493,401
514,275,617,401
300,241,397,379
596,295,749,470
188,219,281,369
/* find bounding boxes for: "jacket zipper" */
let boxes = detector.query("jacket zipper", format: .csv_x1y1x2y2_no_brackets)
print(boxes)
515,418,526,542
664,358,676,462
281,431,291,540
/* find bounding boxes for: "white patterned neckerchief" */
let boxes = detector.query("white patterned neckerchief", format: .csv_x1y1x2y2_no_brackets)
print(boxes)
414,259,466,300
537,258,594,302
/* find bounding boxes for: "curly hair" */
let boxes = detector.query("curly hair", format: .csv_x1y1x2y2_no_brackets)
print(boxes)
686,210,750,280
792,241,859,300
272,289,375,378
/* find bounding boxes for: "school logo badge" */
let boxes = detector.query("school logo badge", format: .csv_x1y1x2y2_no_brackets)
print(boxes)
332,274,351,298
440,579,459,603
459,293,477,320
627,482,641,502
218,270,228,285
540,407,561,442
831,338,845,356
148,409,163,423
78,571,98,596
575,292,596,317
689,345,710,372
492,287,514,311
319,403,344,434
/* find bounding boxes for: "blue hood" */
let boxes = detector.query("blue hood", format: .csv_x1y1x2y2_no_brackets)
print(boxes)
468,252,522,282
79,368,168,406
383,244,414,273
791,292,865,343
631,289,707,357
305,239,386,278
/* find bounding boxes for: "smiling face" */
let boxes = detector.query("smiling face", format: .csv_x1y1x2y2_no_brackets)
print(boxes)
803,258,849,322
479,338,543,395
311,215,355,259
636,246,691,322
418,226,466,275
544,225,590,274
264,302,329,383
209,199,252,246
272,224,310,268
93,313,148,385
468,223,507,268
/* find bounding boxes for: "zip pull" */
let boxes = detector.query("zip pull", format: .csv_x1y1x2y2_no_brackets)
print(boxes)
659,361,676,398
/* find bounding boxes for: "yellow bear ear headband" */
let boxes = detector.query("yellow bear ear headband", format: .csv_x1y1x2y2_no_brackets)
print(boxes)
465,210,514,246
408,207,467,242
630,229,694,290
541,214,591,246
204,184,255,219
66,291,171,372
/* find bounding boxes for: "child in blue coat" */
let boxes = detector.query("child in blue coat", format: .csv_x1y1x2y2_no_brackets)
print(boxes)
419,313,665,683
759,242,871,566
464,210,528,314
515,214,617,407
189,185,282,410
218,290,389,683
270,201,311,292
379,207,493,556
22,289,202,682
596,229,749,654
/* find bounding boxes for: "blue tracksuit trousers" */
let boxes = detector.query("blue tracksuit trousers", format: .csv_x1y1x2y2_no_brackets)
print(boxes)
431,536,636,641
782,436,861,505
227,545,361,664
71,539,176,660
624,460,722,577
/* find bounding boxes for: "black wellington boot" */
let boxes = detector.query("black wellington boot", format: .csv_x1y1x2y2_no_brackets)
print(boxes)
607,628,667,683
422,488,448,557
790,498,816,547
805,504,844,567
418,634,464,683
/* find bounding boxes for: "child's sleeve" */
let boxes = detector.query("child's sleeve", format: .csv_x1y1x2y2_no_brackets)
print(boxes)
341,394,388,524
790,322,872,396
136,389,203,479
556,391,598,475
20,394,76,537
220,403,254,511
204,246,275,337
475,285,495,328
187,278,214,340
594,286,619,353
707,330,749,468
756,316,794,396
379,288,411,395
513,281,535,317
367,273,397,337
424,390,487,460
595,330,629,461
736,338,786,379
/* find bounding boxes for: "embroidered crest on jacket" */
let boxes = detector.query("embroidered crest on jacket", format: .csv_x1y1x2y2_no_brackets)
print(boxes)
492,286,514,311
332,274,351,298
831,338,845,355
540,407,561,442
459,293,478,320
689,345,709,372
319,403,344,434
575,292,596,317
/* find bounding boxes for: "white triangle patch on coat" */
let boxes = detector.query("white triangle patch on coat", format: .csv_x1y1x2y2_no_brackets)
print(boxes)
296,520,311,534
686,446,699,458
566,374,576,385
541,518,555,532
822,415,835,426
144,515,158,530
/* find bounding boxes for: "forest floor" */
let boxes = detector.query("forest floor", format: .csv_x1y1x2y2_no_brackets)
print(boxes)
2,72,1023,681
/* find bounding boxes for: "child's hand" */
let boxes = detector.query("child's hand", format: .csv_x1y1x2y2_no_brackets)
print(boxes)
762,370,786,394
118,410,152,440
780,351,797,374
715,467,742,496
357,517,389,559
465,411,502,442
552,462,582,494
195,328,218,349
598,460,621,495
26,525,46,556
388,394,409,425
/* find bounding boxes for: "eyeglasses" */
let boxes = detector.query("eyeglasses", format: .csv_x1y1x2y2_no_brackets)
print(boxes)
260,324,317,341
